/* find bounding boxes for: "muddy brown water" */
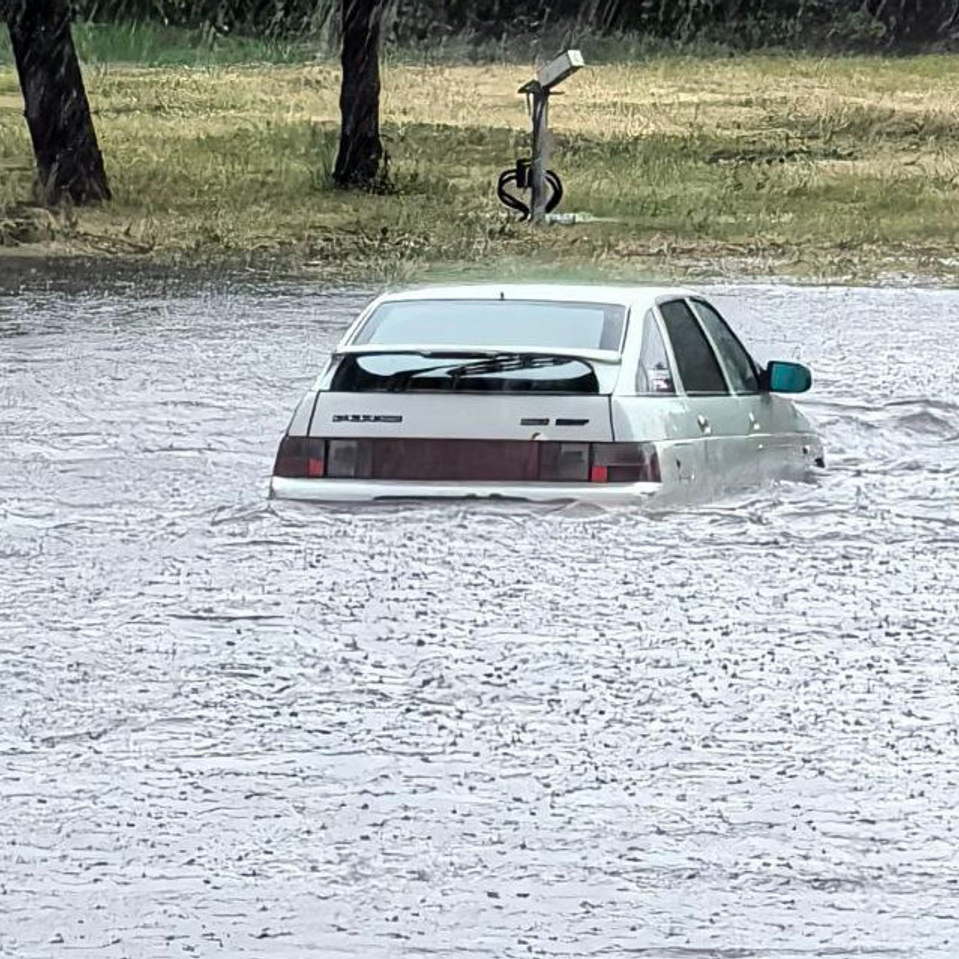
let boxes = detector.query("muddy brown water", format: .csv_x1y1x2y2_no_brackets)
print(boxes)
1,276,958,958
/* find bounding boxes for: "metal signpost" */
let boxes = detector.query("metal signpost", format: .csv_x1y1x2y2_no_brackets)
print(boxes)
497,50,584,224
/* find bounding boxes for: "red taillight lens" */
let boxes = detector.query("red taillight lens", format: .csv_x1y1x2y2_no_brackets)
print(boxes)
589,443,661,483
273,436,326,478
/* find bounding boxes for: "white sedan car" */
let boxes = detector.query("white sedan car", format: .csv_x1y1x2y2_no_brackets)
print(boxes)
270,285,823,504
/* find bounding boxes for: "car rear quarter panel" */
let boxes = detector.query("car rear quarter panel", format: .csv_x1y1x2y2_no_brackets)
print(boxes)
609,396,691,444
287,390,319,436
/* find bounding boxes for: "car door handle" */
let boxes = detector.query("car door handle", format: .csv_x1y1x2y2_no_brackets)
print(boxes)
748,411,762,432
697,414,711,435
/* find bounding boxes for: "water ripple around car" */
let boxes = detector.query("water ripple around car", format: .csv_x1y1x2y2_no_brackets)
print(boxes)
0,277,957,958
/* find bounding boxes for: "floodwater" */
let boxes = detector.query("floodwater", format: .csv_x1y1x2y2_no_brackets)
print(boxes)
1,275,958,959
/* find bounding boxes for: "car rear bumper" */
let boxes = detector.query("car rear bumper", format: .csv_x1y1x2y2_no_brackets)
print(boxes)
270,476,661,504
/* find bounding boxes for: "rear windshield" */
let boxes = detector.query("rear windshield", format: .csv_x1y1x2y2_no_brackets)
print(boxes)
354,299,627,352
330,352,600,394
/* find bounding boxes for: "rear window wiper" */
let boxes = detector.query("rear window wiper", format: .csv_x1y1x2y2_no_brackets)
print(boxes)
385,353,573,391
381,353,491,392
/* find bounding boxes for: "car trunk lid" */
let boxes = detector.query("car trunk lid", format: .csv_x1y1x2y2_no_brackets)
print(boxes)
310,392,614,442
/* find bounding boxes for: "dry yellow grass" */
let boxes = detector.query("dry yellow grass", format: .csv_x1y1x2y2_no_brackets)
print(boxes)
3,55,959,281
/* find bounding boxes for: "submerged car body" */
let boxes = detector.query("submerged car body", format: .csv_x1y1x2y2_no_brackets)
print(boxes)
270,285,823,504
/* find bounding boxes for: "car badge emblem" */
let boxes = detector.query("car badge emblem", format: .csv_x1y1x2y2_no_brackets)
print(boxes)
332,414,404,423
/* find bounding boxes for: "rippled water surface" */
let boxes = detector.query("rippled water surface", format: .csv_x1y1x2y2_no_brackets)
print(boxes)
1,276,958,959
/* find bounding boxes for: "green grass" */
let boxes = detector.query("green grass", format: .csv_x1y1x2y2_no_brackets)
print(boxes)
3,50,959,282
0,21,321,68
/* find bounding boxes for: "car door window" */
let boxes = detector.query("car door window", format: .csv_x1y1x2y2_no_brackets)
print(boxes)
658,299,728,395
636,310,676,394
690,299,760,394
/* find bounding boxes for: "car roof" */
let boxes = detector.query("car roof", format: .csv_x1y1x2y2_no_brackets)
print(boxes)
374,284,703,312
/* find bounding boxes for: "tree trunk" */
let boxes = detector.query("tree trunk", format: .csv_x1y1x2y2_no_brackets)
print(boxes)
333,0,385,189
5,0,111,205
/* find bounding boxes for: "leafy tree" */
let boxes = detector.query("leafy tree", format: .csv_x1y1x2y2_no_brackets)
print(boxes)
57,0,959,49
868,0,959,46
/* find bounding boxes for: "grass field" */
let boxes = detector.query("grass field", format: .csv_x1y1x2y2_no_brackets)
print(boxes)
2,38,959,282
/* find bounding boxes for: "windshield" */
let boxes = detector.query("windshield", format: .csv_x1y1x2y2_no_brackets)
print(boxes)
354,299,627,352
330,352,600,393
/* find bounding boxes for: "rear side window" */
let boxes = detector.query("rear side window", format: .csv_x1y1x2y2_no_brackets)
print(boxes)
690,299,759,394
636,311,676,394
658,300,728,395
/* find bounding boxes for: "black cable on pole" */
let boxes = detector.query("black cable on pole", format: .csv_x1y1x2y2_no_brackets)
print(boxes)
496,163,564,221
496,169,531,220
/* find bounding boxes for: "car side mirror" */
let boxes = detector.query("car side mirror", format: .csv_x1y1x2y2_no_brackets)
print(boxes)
763,360,812,393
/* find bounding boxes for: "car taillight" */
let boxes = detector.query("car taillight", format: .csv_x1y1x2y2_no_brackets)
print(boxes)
326,439,372,478
538,442,591,482
588,442,661,483
272,438,661,484
537,442,660,483
273,436,325,478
